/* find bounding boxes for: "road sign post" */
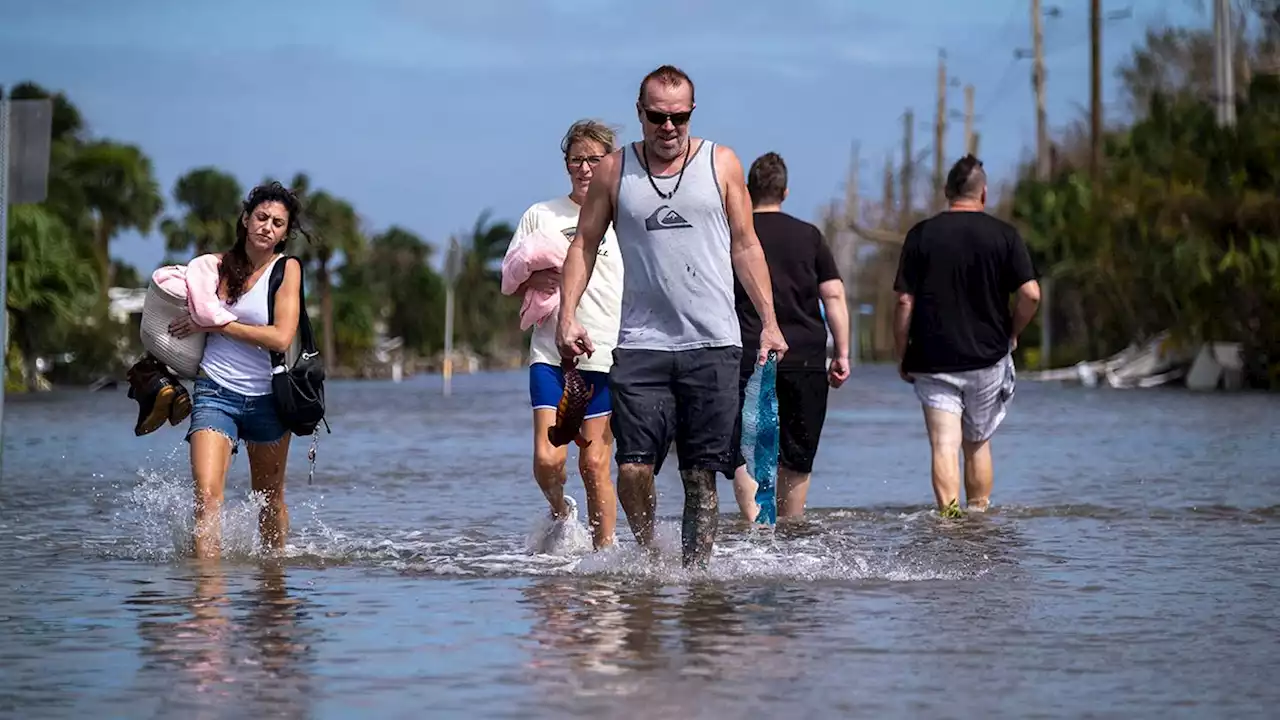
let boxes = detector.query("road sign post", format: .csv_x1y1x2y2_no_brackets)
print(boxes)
0,91,54,472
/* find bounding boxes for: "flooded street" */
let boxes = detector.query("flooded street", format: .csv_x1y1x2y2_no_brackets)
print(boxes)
2,365,1278,718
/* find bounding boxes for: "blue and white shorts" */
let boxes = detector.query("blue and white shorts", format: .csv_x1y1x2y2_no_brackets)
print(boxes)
529,362,612,419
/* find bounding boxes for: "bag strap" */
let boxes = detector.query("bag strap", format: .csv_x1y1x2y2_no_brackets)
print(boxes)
266,255,317,370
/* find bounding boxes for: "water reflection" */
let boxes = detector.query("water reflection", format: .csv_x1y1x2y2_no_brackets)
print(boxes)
518,576,824,712
126,559,319,718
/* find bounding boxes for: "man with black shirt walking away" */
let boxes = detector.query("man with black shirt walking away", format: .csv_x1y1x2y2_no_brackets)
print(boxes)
731,152,851,522
556,65,787,568
893,155,1040,517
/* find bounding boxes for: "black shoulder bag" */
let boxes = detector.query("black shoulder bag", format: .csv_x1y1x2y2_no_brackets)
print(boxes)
267,255,330,436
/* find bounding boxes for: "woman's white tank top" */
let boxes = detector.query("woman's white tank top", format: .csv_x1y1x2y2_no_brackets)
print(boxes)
199,256,283,396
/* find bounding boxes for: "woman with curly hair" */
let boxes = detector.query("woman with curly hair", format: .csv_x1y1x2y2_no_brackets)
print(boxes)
167,181,308,558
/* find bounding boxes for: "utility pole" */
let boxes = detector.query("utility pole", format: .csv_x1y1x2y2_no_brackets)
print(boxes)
900,108,913,230
1033,0,1053,370
1214,0,1237,126
934,49,948,210
1090,0,1102,178
882,155,895,225
843,143,861,367
1032,0,1050,181
964,84,976,155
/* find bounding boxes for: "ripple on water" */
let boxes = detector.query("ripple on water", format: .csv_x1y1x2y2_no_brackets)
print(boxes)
3,371,1280,718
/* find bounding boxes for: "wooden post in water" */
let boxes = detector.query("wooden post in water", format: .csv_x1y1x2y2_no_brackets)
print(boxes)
442,236,462,397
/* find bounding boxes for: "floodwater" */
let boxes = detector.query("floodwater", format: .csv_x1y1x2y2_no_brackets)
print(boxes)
1,365,1278,719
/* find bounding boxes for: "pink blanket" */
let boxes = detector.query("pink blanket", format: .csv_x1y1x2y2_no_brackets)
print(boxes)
150,253,237,328
501,229,568,330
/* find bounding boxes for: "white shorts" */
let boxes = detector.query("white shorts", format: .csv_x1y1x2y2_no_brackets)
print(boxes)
913,354,1016,443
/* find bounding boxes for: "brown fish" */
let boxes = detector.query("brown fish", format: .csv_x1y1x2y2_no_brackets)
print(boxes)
547,358,594,448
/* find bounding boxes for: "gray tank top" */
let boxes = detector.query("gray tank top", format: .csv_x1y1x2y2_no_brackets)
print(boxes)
613,139,740,351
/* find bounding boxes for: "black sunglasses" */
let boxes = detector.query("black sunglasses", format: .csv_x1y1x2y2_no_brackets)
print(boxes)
641,107,693,126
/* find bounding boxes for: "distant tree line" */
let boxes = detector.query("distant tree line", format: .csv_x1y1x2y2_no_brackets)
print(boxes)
1004,6,1280,388
4,82,524,391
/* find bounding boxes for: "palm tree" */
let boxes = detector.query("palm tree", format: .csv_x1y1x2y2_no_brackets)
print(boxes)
302,190,365,366
159,167,243,259
5,205,99,390
265,172,368,367
367,226,445,353
67,140,164,295
453,210,520,355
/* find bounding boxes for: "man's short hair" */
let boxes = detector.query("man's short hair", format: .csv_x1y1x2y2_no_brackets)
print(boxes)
944,154,986,201
639,65,695,105
747,152,787,206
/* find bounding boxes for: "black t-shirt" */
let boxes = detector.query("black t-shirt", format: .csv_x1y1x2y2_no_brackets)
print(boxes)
734,211,841,370
893,210,1038,374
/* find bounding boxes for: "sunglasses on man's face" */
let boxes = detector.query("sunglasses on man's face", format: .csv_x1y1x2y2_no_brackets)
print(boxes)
641,107,693,127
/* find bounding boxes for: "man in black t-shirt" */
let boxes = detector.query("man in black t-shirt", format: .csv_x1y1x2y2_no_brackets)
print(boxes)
731,152,851,521
893,154,1041,517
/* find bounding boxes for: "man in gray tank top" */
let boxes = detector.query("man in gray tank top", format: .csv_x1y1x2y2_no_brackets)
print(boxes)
556,65,788,569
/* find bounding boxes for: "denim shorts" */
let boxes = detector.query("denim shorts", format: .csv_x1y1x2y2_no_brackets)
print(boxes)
185,376,287,446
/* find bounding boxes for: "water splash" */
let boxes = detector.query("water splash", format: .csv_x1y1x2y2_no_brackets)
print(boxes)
88,441,1020,584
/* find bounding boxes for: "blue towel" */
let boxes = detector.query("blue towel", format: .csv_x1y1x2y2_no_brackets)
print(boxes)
740,353,779,525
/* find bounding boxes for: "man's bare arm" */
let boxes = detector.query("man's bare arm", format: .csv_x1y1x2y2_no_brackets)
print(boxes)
1010,279,1041,342
717,145,777,329
818,279,850,360
894,292,913,363
558,152,618,325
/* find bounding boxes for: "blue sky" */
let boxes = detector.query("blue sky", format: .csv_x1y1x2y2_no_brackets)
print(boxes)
2,0,1205,276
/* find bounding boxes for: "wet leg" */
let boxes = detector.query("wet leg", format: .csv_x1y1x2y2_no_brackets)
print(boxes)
681,468,718,569
190,430,234,559
617,462,657,550
247,434,292,552
923,407,963,512
731,464,759,522
578,415,618,550
777,468,811,519
962,438,993,511
532,409,571,518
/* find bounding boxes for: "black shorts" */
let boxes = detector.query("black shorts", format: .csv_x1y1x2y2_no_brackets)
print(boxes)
733,366,830,474
608,345,742,479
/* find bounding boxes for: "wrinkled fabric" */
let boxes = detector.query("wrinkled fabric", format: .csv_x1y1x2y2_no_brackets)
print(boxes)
741,355,780,524
500,228,568,330
151,253,236,328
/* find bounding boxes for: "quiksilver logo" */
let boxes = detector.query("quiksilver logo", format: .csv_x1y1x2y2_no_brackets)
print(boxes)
644,205,693,231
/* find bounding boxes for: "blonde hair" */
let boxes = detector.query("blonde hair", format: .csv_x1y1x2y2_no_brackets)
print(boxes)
561,119,617,158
